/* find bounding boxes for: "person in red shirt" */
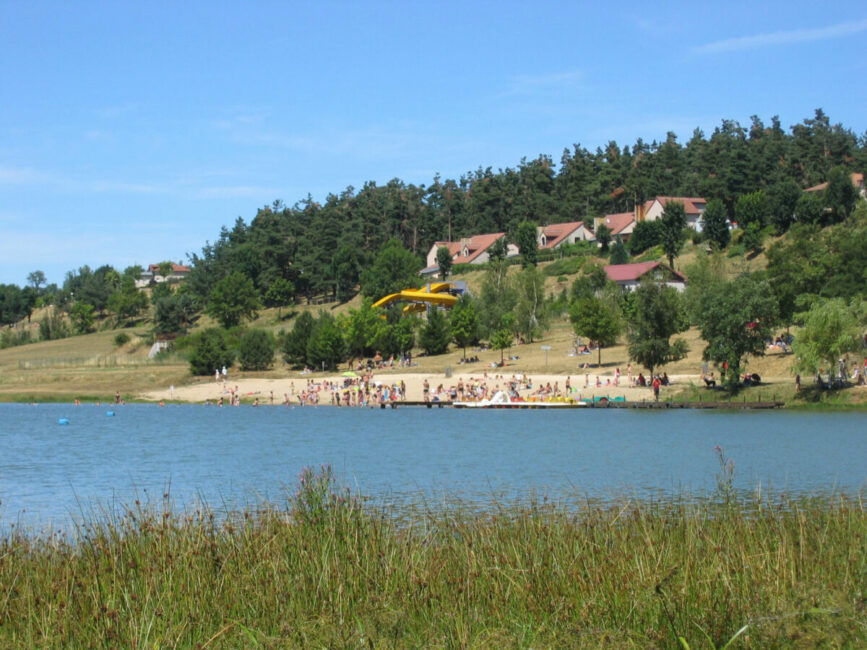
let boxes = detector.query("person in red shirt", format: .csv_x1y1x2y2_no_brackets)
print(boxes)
652,376,661,402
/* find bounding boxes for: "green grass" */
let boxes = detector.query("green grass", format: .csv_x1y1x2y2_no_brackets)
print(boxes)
1,469,864,648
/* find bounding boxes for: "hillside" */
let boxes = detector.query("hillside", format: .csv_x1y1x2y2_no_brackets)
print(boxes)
0,241,814,405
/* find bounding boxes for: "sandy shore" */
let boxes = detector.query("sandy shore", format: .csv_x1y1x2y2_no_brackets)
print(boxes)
141,369,699,405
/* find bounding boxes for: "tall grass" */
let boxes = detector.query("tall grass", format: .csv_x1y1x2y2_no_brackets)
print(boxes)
1,469,864,647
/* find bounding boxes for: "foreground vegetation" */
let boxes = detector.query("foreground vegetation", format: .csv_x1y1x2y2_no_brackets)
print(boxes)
1,467,864,647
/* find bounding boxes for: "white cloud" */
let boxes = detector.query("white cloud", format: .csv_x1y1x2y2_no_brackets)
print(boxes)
193,185,282,200
0,165,50,185
695,19,867,54
501,70,584,97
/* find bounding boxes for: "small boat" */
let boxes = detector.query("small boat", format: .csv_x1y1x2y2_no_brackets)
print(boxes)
453,391,586,409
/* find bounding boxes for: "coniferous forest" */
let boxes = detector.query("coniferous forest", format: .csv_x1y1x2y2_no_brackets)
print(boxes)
182,109,866,304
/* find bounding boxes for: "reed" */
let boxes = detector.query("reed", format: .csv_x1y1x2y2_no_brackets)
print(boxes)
1,470,864,647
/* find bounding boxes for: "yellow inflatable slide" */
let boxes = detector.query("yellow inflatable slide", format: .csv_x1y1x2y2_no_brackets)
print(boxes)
372,282,461,313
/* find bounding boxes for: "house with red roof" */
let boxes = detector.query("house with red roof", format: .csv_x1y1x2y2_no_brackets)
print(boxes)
604,261,687,292
805,172,866,198
596,196,709,243
537,221,595,249
640,196,707,231
595,211,637,241
421,232,519,276
136,263,192,288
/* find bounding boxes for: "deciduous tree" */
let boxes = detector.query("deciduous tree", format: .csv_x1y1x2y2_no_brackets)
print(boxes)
626,281,689,377
702,198,730,250
280,311,316,368
569,296,623,367
306,312,346,371
792,297,865,383
449,295,479,358
660,201,687,269
359,239,422,300
694,274,779,387
419,309,450,356
238,328,276,371
436,246,453,279
206,272,261,329
188,328,235,376
264,278,295,318
516,221,539,267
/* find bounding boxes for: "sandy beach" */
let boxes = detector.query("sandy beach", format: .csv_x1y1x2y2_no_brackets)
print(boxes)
141,368,698,405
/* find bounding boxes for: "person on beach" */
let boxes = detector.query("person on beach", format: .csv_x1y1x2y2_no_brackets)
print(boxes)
652,376,661,401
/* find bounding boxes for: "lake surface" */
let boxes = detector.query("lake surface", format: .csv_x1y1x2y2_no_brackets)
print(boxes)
0,403,864,530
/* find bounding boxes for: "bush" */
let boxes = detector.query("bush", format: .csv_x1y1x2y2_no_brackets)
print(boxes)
38,309,70,341
419,309,451,355
238,328,275,371
113,332,131,347
0,327,31,349
543,256,586,276
627,220,663,255
187,328,235,376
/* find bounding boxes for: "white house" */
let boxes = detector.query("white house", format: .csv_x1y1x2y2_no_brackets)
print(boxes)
640,196,707,231
604,261,687,292
537,221,595,249
422,232,518,276
136,263,191,288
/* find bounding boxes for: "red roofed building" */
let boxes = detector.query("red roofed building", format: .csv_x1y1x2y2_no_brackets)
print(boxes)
537,221,595,249
136,263,192,288
596,195,709,242
596,211,637,241
604,261,687,292
640,196,707,230
422,232,519,276
805,172,866,198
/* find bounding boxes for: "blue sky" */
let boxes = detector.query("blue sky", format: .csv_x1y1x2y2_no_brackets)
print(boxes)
2,1,865,286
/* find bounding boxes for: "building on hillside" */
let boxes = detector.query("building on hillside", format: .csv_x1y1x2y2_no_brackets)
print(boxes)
537,221,595,249
639,196,707,231
136,263,191,288
604,261,687,292
595,211,636,242
421,232,518,276
805,172,866,199
595,196,709,243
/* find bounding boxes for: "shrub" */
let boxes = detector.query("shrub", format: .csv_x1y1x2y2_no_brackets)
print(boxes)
187,327,235,375
238,328,275,371
543,256,586,276
113,332,130,347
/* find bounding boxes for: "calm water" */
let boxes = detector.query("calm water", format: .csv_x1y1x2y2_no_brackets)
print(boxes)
0,403,864,530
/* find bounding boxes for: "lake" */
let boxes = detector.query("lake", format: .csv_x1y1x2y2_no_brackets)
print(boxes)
0,403,864,530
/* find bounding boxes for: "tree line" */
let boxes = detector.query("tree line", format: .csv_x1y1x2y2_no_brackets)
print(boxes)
165,109,865,310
